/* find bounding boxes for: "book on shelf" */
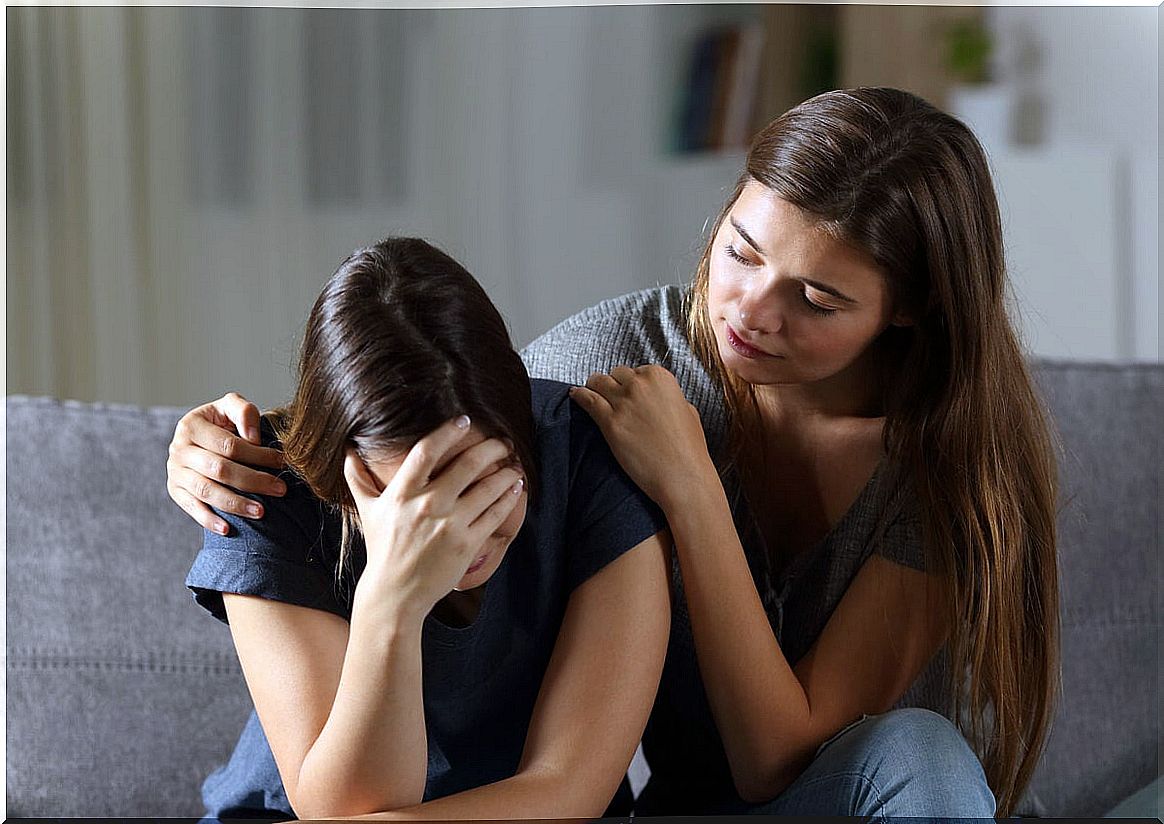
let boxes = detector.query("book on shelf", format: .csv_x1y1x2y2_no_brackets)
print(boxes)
672,22,765,154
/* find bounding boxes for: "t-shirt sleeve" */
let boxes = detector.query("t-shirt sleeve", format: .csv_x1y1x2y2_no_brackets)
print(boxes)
563,404,669,592
184,425,349,624
873,481,927,572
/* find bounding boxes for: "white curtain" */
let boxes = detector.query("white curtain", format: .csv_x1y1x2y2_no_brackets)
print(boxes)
9,7,163,404
7,5,702,408
8,7,442,407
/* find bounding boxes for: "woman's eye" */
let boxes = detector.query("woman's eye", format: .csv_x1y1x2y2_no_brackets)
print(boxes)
801,290,837,316
723,244,755,266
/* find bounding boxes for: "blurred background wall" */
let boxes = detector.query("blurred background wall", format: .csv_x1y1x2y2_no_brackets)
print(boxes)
6,4,1159,410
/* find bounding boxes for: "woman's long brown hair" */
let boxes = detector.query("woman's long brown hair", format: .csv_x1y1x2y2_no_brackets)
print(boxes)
687,88,1059,815
271,237,538,571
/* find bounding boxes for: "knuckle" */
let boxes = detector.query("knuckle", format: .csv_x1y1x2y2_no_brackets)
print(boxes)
220,436,241,459
194,480,215,501
482,441,508,467
206,456,227,480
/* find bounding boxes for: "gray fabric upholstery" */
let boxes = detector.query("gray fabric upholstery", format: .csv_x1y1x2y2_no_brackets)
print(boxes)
5,398,251,816
1018,363,1162,816
4,361,1160,815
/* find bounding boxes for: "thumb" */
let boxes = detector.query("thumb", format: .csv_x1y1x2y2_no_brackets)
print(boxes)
217,392,263,444
569,385,612,424
235,403,263,445
343,449,382,512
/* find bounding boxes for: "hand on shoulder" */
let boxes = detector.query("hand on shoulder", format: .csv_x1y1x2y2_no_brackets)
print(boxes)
570,364,717,511
166,392,287,535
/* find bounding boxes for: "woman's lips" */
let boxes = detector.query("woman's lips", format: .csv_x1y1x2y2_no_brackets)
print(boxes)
466,552,489,574
725,323,772,359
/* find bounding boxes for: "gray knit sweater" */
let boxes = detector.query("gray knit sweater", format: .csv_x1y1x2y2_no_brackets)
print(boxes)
520,285,951,812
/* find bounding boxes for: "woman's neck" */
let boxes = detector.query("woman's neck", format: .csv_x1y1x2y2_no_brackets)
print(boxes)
753,350,885,428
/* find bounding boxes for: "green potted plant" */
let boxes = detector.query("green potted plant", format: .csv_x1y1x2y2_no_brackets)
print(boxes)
943,16,1014,151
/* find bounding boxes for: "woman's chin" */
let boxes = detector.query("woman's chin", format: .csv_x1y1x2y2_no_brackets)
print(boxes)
454,546,507,591
717,339,787,385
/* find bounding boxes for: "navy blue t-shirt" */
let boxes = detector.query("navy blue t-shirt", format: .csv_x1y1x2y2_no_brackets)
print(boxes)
186,379,666,819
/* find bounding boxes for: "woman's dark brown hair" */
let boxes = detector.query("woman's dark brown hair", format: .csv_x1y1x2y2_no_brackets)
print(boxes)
272,237,538,565
687,88,1059,815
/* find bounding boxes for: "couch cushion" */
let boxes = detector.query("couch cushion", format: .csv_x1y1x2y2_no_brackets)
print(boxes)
5,396,252,816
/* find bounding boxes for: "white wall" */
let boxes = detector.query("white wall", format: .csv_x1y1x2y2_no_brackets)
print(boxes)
985,6,1159,361
7,5,1158,411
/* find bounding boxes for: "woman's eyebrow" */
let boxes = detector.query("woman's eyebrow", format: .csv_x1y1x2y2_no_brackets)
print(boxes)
729,217,765,255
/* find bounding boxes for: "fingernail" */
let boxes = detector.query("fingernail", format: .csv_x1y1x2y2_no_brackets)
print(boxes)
272,480,287,495
455,415,471,429
512,478,524,494
246,503,262,517
247,427,260,442
215,522,230,536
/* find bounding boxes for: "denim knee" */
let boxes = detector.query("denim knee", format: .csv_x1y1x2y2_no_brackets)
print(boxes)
734,709,996,818
831,707,996,818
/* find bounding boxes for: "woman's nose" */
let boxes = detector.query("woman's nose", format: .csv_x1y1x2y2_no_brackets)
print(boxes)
737,282,783,335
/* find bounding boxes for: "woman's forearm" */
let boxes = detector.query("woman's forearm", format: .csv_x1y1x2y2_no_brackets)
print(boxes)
293,586,428,818
333,762,607,821
661,475,819,801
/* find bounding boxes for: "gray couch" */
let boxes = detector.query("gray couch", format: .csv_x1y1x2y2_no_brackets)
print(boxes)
6,361,1161,817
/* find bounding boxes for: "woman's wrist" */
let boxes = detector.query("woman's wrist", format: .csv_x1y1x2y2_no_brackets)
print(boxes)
352,567,430,632
656,457,723,515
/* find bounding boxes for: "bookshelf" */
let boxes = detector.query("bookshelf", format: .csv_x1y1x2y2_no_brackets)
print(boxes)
664,4,988,159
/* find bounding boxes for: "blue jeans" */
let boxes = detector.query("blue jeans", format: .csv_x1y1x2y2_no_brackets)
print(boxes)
737,708,997,818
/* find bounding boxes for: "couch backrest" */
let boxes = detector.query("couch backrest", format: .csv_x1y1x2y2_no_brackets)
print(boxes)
1018,362,1161,815
4,362,1161,816
5,397,251,817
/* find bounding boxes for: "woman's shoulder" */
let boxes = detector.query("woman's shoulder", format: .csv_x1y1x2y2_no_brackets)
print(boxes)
522,379,668,593
526,378,616,467
521,286,727,447
526,377,648,489
527,378,573,429
520,286,689,381
863,459,926,572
